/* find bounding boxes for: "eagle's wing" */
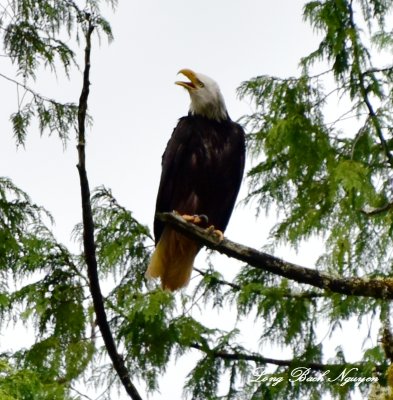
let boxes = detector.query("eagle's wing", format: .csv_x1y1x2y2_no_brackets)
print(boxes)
153,117,195,244
209,121,245,231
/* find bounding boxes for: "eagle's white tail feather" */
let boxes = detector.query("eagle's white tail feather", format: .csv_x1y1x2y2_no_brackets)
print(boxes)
146,228,199,291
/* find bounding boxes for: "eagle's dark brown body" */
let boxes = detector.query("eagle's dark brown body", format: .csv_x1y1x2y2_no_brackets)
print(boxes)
154,114,245,244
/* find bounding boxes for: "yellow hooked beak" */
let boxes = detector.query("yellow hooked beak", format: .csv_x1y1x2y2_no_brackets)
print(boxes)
175,69,204,90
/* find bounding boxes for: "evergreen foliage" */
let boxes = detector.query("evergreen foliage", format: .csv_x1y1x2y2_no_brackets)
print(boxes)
2,0,393,399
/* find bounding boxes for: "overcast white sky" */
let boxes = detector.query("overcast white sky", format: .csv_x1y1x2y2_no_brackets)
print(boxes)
2,0,319,247
0,1,373,399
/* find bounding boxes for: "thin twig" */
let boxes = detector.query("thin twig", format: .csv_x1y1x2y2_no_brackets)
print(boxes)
195,267,324,299
70,386,94,400
0,71,75,107
360,202,393,216
75,14,143,400
347,1,393,169
193,267,241,291
190,343,365,372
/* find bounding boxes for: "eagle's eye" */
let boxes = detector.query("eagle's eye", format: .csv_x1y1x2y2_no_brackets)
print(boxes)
197,80,205,88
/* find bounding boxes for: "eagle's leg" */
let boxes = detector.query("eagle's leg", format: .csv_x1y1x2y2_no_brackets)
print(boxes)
173,211,224,242
173,210,209,228
177,212,209,227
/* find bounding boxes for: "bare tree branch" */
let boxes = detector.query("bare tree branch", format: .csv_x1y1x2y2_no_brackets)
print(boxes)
194,267,324,299
360,202,393,216
75,14,143,400
347,1,393,169
70,386,94,400
193,267,241,291
157,212,393,299
0,71,75,107
190,343,365,372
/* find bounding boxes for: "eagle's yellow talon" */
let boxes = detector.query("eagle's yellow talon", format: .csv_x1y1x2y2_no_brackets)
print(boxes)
206,225,214,233
206,226,224,242
181,214,201,224
180,214,210,226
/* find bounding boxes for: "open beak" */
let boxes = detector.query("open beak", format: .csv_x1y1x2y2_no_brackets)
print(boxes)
175,69,199,90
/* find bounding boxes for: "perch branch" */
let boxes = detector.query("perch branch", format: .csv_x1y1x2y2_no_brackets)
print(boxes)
157,212,393,299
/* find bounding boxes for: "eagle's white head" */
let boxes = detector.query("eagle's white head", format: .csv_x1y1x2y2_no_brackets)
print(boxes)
175,68,229,121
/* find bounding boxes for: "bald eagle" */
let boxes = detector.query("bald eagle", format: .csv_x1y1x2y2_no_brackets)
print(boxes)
146,69,245,291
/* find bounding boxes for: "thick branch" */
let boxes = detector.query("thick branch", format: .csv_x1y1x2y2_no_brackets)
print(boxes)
76,16,142,400
157,212,393,299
